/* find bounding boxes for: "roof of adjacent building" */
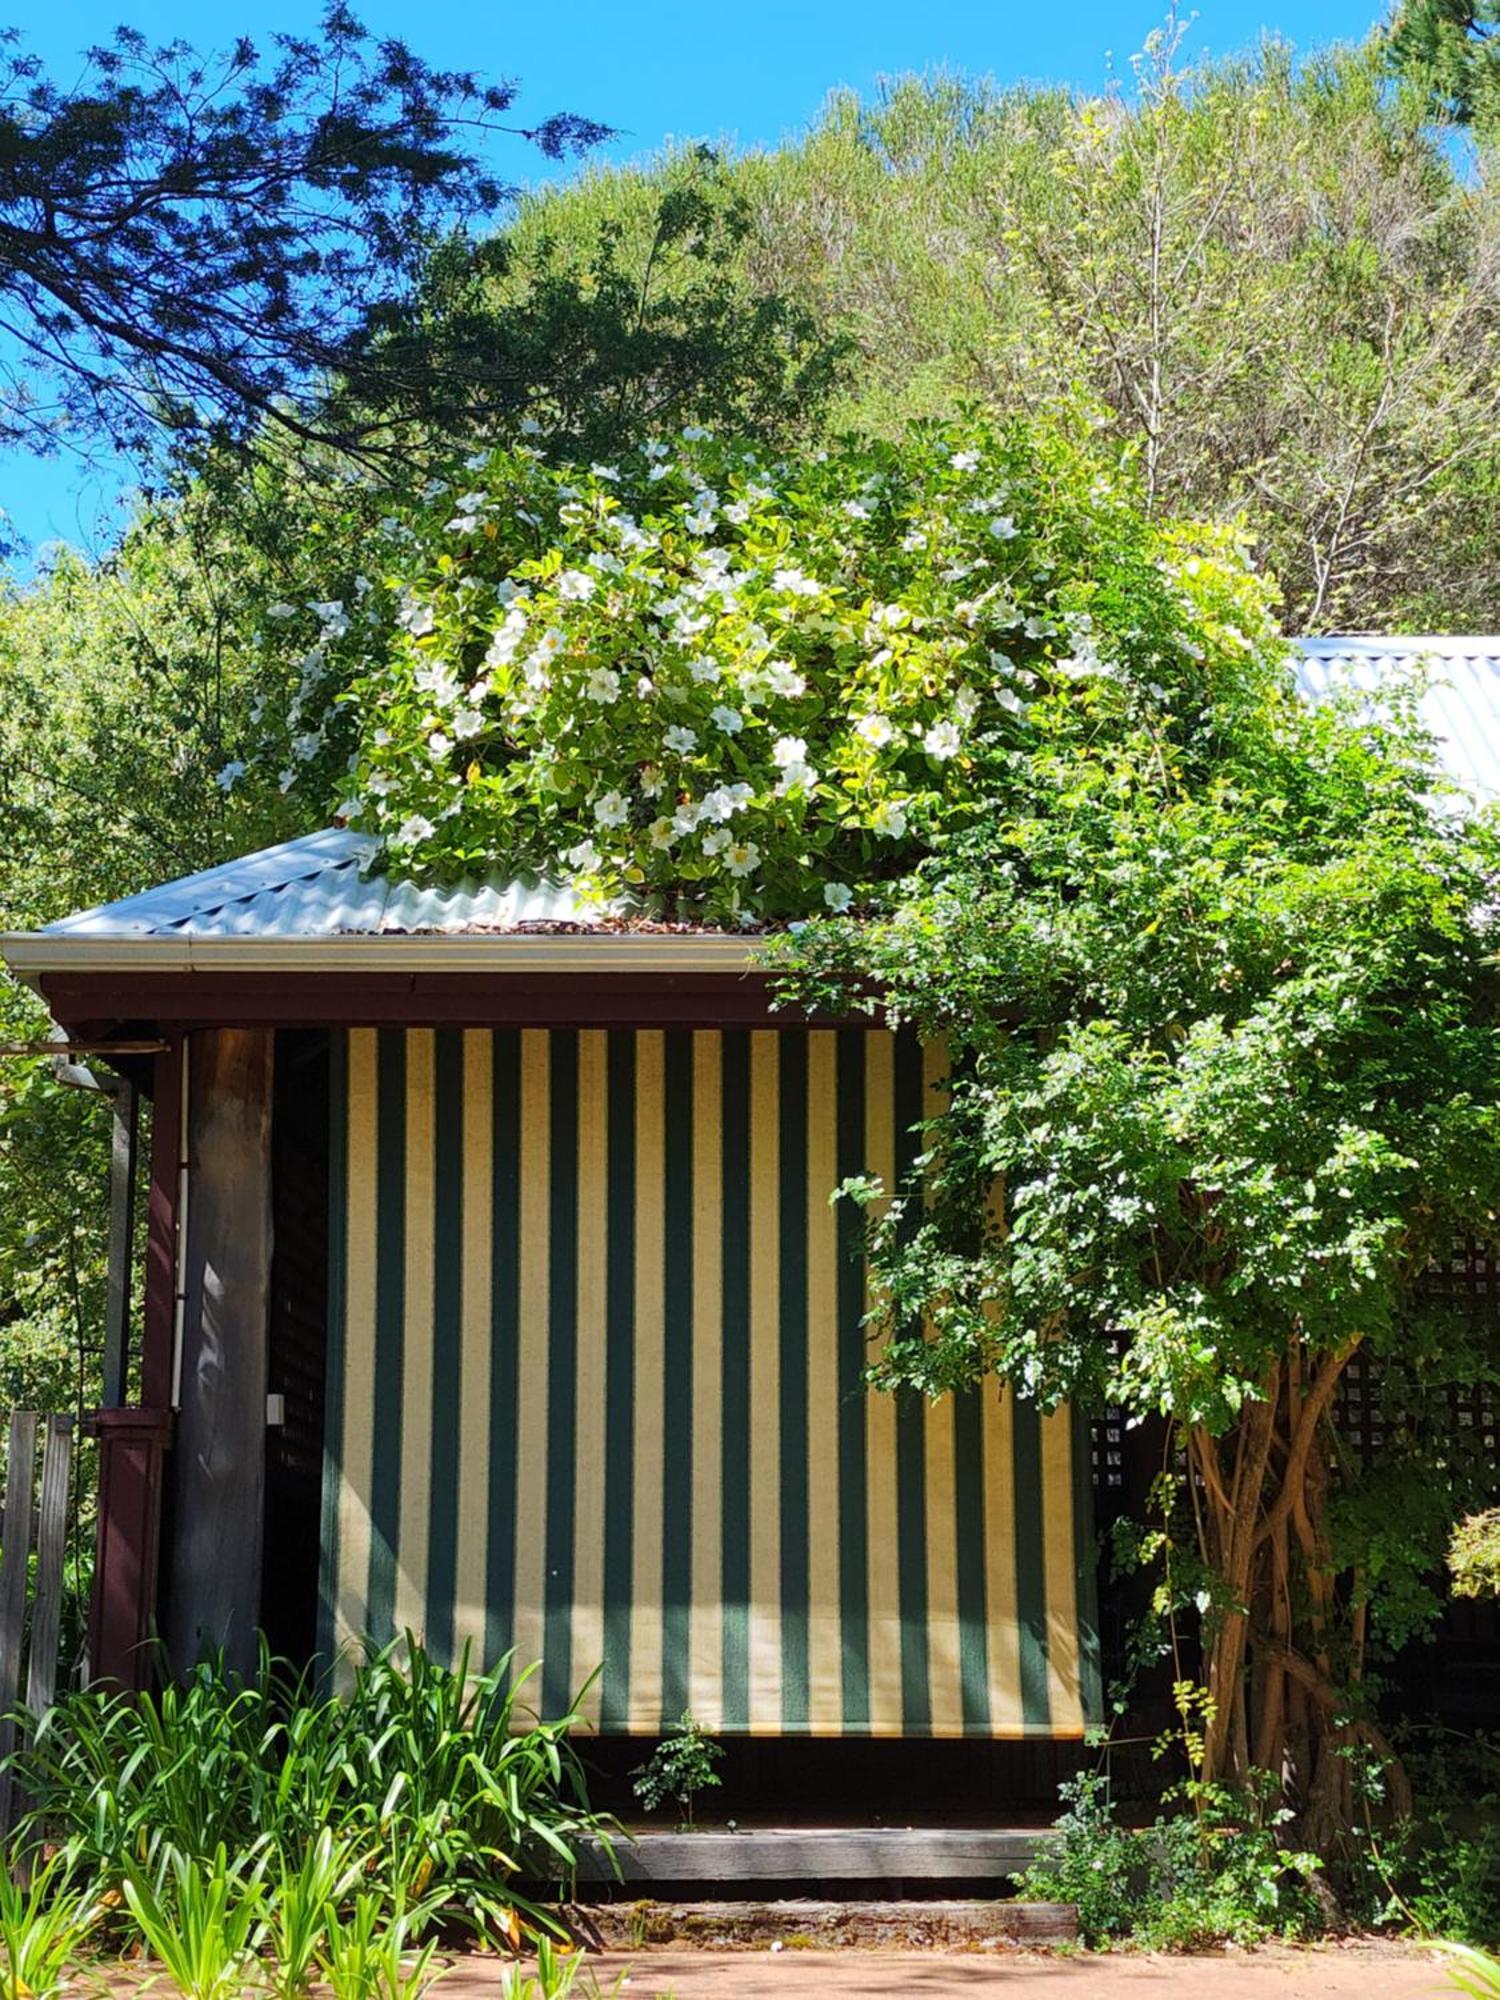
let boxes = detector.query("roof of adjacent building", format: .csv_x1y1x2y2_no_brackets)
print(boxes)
5,635,1499,977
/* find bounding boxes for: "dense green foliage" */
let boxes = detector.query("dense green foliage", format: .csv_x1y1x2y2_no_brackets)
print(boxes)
1020,1771,1322,1948
12,1639,611,1940
1389,0,1500,122
318,414,1265,920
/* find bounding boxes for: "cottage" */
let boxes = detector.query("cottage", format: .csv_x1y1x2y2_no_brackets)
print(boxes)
2,636,1491,1762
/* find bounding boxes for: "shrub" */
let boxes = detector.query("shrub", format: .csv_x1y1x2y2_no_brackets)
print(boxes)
0,1846,97,2000
12,1635,612,1940
630,1714,724,1829
1019,1771,1322,1949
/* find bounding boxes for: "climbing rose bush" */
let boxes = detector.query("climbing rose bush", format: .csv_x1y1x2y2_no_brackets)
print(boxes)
317,418,1281,921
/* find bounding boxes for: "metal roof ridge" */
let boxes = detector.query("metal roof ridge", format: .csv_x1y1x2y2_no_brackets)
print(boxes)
1294,634,1500,657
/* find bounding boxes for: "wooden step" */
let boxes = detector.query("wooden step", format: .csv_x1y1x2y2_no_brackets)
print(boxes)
582,1896,1077,1949
575,1826,1044,1885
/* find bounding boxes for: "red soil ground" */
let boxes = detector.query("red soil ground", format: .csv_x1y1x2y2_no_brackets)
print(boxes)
440,1940,1448,1998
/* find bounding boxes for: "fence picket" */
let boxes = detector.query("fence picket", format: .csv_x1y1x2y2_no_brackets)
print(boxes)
0,1412,40,1835
25,1417,74,1719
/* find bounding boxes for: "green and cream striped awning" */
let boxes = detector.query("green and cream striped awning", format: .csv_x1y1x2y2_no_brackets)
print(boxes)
320,1026,1100,1737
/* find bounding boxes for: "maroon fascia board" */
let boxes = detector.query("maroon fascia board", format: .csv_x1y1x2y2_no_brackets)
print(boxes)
37,970,870,1034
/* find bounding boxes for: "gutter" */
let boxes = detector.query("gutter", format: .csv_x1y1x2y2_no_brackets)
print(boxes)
0,930,770,982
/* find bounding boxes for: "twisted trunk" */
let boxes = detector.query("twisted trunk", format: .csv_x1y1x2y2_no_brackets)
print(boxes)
1188,1332,1398,1850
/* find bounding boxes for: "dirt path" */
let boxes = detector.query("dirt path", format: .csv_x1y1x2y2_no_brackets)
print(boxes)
441,1941,1448,1998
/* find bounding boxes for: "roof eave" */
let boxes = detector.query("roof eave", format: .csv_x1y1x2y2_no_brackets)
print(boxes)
0,931,769,980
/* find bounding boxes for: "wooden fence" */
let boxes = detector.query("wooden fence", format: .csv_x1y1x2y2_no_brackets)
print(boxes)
0,1412,75,1834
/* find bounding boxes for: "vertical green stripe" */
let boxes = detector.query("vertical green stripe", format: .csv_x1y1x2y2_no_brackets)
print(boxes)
542,1030,579,1716
835,1031,870,1730
778,1033,810,1729
317,1030,348,1672
366,1030,407,1645
660,1032,695,1721
426,1030,464,1665
485,1030,521,1672
719,1032,751,1730
953,1387,991,1731
1072,1405,1104,1726
893,1031,930,1732
1013,1395,1052,1729
600,1032,637,1732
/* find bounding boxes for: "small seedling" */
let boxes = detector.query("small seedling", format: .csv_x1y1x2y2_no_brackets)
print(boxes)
630,1714,724,1830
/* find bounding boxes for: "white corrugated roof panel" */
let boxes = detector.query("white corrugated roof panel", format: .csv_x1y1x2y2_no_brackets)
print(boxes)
1293,636,1500,807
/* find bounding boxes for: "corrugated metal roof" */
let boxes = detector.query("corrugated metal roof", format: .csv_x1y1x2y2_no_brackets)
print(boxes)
42,828,615,941
1293,635,1500,806
25,636,1500,949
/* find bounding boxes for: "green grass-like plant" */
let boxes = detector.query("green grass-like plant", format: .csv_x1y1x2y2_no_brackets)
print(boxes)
1438,1942,1500,1997
264,1826,366,1998
13,1635,613,1941
121,1842,269,2000
316,1890,441,2000
0,1845,97,2000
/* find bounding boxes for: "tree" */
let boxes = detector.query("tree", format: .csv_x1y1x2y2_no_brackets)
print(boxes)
496,40,1500,630
777,608,1500,1851
338,146,851,462
1388,0,1500,123
0,8,609,465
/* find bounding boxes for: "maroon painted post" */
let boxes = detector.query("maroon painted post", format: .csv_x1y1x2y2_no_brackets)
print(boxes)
87,1407,173,1687
88,1039,182,1688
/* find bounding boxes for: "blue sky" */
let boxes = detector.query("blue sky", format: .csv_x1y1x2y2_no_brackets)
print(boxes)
4,0,1385,557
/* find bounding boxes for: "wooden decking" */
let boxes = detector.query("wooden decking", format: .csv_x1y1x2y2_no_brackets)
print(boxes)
576,1825,1045,1885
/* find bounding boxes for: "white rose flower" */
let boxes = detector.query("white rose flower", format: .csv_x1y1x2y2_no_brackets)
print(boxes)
682,423,713,441
266,601,298,620
429,732,453,760
689,655,721,684
453,707,486,739
710,705,743,734
519,416,542,435
397,814,436,844
823,882,854,912
764,661,806,697
950,449,981,472
565,838,601,872
293,732,322,761
397,597,435,638
856,713,895,749
776,759,818,795
593,790,629,828
649,817,676,850
214,760,246,792
724,840,760,878
664,725,699,755
556,569,596,602
587,668,622,704
901,530,928,552
871,799,908,839
772,567,821,597
923,720,962,760
988,515,1019,540
702,827,731,856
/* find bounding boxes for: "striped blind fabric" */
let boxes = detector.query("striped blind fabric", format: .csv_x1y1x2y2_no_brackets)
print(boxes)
320,1026,1100,1737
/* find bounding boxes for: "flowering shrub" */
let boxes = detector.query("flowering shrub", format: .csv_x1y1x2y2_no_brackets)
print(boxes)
246,417,1280,920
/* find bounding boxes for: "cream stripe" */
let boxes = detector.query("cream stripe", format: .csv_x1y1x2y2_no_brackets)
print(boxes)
512,1030,551,1681
573,1031,609,1726
689,1032,724,1728
863,1032,903,1736
983,1384,1023,1733
337,1030,379,1662
747,1030,782,1734
805,1031,843,1732
630,1031,666,1731
921,1040,964,1735
396,1030,436,1644
454,1031,493,1667
1041,1410,1084,1733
